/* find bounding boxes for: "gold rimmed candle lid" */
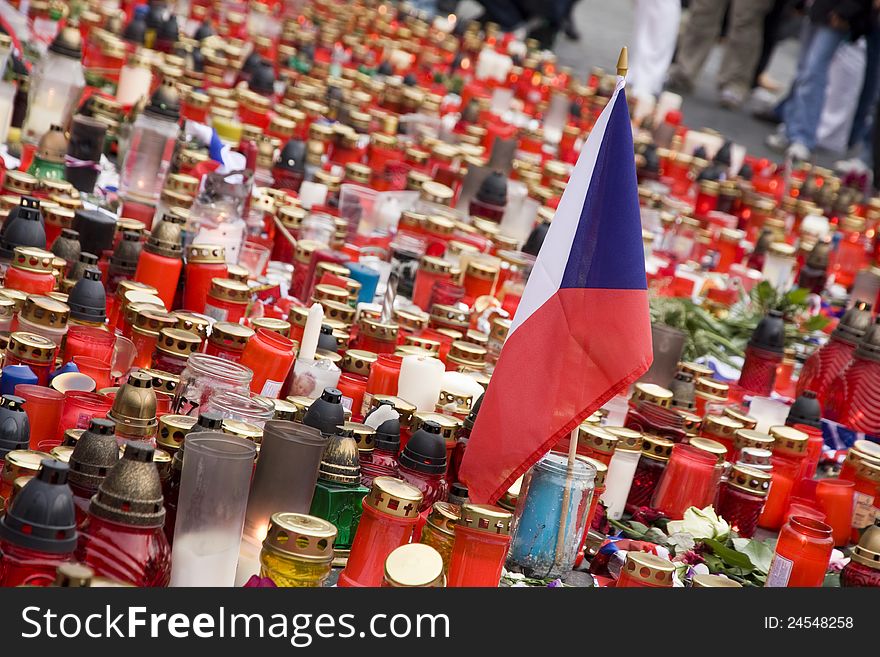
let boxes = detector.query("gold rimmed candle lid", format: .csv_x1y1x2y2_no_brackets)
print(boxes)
734,429,774,452
156,328,201,357
251,317,291,337
702,414,744,439
641,435,674,461
576,455,608,488
263,512,337,562
631,382,673,408
727,464,771,497
425,501,460,536
769,425,808,455
689,437,727,463
604,426,643,451
157,414,197,452
342,349,377,376
577,424,617,454
7,331,56,363
365,476,423,518
20,295,69,328
692,573,742,588
723,407,757,430
383,543,445,588
457,503,512,535
622,552,675,586
209,321,254,350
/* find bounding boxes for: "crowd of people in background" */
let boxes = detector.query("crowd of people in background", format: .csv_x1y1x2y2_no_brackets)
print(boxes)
411,1,880,187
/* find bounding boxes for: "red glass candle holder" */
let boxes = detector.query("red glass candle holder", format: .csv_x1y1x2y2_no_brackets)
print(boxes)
759,451,807,531
183,246,228,314
446,504,513,588
73,356,112,391
337,477,423,588
766,516,833,587
63,326,116,364
60,391,113,433
133,250,182,310
337,373,367,421
651,444,717,520
15,384,64,450
715,465,771,538
738,345,783,396
361,355,402,416
239,329,297,399
815,479,855,546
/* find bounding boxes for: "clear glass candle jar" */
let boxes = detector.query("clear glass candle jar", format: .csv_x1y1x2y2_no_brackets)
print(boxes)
652,444,718,519
172,353,253,416
625,435,673,513
616,552,675,588
338,477,423,588
203,390,275,428
447,503,513,588
204,278,250,323
716,465,771,538
259,512,337,587
766,516,834,587
508,453,595,578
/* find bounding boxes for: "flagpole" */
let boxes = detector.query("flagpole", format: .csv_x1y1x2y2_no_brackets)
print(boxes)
553,425,580,572
552,45,629,575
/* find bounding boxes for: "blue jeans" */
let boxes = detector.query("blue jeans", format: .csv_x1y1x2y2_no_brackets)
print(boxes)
784,25,847,150
848,29,880,158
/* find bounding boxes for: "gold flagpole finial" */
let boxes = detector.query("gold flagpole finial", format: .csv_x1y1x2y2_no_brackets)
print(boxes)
617,47,628,78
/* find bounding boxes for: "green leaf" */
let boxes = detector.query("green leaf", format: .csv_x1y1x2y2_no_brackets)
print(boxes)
643,527,669,544
784,287,810,306
803,314,832,332
702,538,755,573
730,538,774,574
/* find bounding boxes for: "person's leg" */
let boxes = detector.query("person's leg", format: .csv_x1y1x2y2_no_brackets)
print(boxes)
848,29,880,154
752,0,788,89
630,0,683,99
784,24,847,152
474,0,527,30
667,0,728,91
717,0,776,106
562,0,582,40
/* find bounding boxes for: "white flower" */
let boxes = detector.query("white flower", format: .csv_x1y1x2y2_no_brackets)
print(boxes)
666,506,730,542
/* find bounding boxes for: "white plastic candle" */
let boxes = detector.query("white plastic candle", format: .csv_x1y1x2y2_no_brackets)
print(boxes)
298,181,328,209
116,62,153,106
299,302,324,362
601,446,641,520
397,355,445,411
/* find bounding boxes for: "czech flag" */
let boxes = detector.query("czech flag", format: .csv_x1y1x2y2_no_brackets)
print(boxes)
460,74,653,504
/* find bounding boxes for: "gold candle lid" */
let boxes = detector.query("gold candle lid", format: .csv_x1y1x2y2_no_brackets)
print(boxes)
631,382,674,408
313,284,349,305
689,437,727,463
734,429,774,452
20,295,69,328
222,419,263,443
723,407,758,430
208,321,254,353
702,414,744,439
315,261,350,279
383,543,445,588
605,426,643,451
576,455,608,488
404,335,440,355
429,304,469,329
342,349,377,376
413,412,461,441
358,317,398,342
365,476,423,518
251,317,291,337
622,552,675,586
641,435,674,461
676,409,703,435
133,307,176,336
694,376,729,400
157,414,197,452
321,300,356,325
425,501,460,536
172,312,211,341
577,424,617,454
155,328,201,357
447,340,486,369
186,243,226,263
209,278,250,303
263,512,337,562
680,361,713,379
464,258,499,281
371,395,416,427
457,503,512,536
2,450,52,483
11,246,55,273
139,369,178,396
393,308,430,332
0,289,27,313
7,331,56,363
344,421,376,451
226,263,250,282
727,465,772,497
769,425,808,455
271,398,298,421
692,573,742,588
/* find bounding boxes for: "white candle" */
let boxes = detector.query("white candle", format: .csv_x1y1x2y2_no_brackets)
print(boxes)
299,181,328,210
397,355,445,411
299,302,324,362
116,63,153,106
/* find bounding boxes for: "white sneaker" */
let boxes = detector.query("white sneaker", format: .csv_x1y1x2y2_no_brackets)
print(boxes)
786,142,811,162
835,157,870,174
719,86,746,109
765,130,789,152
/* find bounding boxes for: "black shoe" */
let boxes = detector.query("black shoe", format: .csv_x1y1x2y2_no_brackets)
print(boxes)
563,17,581,41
